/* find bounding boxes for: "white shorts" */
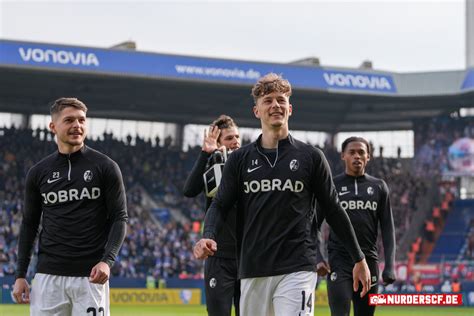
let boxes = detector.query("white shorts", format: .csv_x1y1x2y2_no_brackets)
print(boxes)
240,271,317,316
30,273,109,316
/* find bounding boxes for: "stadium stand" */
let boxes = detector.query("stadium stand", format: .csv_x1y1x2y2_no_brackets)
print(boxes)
428,200,473,262
0,125,429,280
2,119,474,295
0,126,205,280
0,128,423,279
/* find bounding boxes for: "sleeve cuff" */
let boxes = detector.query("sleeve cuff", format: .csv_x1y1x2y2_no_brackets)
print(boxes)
353,252,365,264
203,231,215,240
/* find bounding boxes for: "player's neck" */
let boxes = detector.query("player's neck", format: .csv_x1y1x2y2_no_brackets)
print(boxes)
260,125,289,149
58,142,84,155
346,169,365,177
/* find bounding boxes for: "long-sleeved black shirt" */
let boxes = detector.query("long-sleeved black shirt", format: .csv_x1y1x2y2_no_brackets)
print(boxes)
15,145,128,279
183,151,237,259
203,134,364,279
322,173,395,272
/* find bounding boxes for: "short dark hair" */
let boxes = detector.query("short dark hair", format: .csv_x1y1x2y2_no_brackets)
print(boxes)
212,115,237,130
50,97,88,117
341,136,371,155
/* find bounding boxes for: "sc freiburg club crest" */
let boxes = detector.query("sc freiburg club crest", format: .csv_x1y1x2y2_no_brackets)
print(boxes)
83,170,93,182
289,159,299,171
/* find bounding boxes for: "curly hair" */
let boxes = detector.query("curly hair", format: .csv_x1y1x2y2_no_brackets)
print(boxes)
251,73,292,103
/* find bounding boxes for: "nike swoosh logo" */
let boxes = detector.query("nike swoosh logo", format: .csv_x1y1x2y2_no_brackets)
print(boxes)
338,191,350,196
47,178,62,184
247,165,262,173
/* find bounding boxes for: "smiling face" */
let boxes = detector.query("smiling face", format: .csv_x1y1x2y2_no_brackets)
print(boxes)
253,91,292,130
341,141,370,177
251,73,293,135
49,106,87,154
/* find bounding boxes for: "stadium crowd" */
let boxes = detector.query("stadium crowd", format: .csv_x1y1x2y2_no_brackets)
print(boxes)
0,124,470,285
0,126,204,280
322,140,428,244
414,116,474,176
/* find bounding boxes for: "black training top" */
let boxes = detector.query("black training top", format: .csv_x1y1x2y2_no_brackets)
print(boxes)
15,145,128,278
325,173,395,271
183,150,237,259
203,134,364,279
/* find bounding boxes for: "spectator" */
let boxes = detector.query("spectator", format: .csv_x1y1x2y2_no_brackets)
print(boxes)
452,278,461,293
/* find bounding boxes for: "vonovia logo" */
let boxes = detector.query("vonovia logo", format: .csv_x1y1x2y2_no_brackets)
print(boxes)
289,159,299,171
83,170,93,182
179,290,192,304
209,278,217,288
367,186,374,195
330,272,337,282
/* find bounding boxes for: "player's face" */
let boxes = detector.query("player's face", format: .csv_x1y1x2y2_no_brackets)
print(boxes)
49,107,87,152
253,92,292,129
342,141,370,176
218,127,240,151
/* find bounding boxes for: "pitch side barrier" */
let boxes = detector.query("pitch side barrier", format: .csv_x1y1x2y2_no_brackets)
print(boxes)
0,276,205,305
0,39,397,94
109,289,201,305
109,277,205,306
2,277,474,306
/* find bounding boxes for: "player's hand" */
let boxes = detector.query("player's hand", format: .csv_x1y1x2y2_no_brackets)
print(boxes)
202,125,220,154
89,262,110,284
193,238,217,259
353,258,371,297
382,269,396,285
12,278,30,304
316,261,331,277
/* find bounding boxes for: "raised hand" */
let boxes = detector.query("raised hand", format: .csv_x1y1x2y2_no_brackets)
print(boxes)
202,125,221,154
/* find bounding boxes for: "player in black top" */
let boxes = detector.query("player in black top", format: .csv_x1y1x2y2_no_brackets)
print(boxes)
316,136,396,316
193,73,371,316
183,115,240,316
13,98,128,316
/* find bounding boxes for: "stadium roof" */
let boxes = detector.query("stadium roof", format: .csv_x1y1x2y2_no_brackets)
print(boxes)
1,39,473,133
